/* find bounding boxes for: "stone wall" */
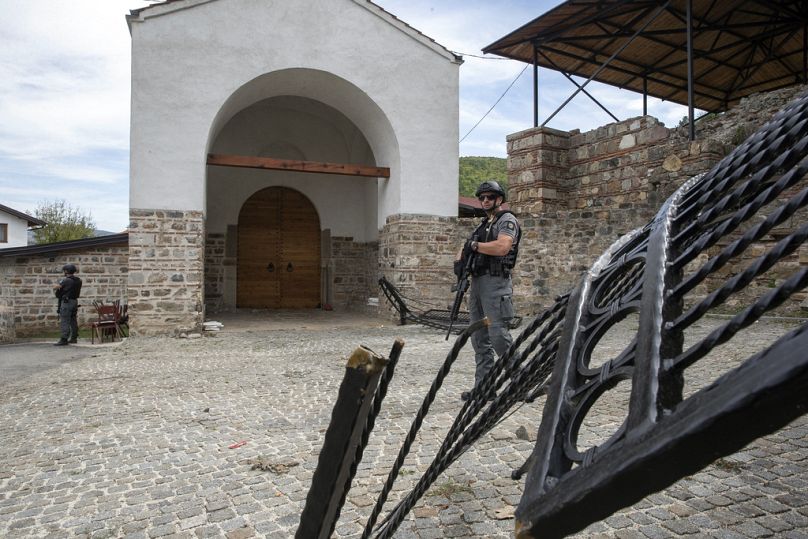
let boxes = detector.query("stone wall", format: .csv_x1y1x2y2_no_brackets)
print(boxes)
204,233,228,312
507,120,720,313
379,214,462,317
331,237,378,311
508,85,808,315
128,209,205,336
0,244,129,337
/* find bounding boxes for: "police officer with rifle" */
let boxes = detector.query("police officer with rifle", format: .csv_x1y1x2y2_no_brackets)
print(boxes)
452,181,520,401
53,263,82,346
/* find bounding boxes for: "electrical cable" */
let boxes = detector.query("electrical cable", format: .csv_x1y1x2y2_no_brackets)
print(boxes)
452,51,512,60
459,64,529,143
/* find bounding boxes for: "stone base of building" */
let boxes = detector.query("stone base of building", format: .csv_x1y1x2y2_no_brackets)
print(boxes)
128,209,205,336
0,305,15,343
378,213,461,321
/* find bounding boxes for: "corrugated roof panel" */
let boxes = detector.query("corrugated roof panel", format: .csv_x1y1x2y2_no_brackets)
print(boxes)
484,0,807,113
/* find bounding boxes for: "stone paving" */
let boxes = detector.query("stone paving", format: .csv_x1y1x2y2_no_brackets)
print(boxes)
0,312,806,538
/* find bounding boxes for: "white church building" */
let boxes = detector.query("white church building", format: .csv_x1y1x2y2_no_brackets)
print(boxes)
126,0,462,334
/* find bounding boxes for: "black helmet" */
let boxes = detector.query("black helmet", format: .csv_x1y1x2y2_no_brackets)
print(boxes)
62,264,77,274
475,180,507,202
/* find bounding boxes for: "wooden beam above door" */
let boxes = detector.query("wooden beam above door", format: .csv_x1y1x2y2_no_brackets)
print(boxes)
207,153,390,178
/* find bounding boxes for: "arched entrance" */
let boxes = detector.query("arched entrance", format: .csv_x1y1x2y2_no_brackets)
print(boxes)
237,187,321,308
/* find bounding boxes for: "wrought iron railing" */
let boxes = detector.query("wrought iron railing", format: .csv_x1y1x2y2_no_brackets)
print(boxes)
299,91,808,539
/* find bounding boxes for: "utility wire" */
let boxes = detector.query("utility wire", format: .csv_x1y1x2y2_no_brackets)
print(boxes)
452,51,512,60
459,63,529,143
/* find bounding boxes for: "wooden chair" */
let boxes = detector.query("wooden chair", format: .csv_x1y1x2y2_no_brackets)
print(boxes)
91,301,122,344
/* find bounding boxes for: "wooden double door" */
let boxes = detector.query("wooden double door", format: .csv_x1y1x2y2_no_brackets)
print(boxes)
237,187,321,308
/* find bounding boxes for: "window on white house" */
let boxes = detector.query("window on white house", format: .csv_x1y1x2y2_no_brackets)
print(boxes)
0,224,7,242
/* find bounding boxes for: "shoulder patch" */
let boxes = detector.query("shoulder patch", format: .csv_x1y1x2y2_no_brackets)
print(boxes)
505,221,515,230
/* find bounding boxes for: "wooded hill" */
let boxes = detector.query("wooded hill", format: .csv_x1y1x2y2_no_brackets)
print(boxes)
459,156,507,196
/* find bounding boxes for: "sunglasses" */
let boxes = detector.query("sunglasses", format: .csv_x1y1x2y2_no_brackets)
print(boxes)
478,194,498,201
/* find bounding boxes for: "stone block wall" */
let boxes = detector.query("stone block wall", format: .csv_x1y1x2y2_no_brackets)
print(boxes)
507,84,808,315
507,121,721,313
512,208,644,314
379,214,463,318
0,244,129,337
331,237,378,311
128,209,204,336
508,117,725,216
507,127,570,213
204,233,228,312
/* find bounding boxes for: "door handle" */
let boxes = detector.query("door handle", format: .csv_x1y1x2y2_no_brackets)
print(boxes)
287,262,294,272
267,263,275,272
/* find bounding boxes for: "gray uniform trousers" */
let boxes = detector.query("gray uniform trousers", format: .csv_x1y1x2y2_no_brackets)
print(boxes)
468,273,515,388
59,299,79,341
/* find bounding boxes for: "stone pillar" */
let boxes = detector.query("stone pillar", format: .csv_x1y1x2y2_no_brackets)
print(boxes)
379,214,459,317
507,126,571,215
128,209,205,335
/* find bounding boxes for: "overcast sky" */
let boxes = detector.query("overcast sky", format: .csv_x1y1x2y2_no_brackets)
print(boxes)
0,0,689,233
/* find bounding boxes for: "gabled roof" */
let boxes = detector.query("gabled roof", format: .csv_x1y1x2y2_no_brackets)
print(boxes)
127,0,462,64
483,0,807,113
0,203,46,227
0,233,129,257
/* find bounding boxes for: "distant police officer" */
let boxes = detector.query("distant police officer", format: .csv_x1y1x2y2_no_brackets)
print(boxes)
53,263,82,345
456,180,521,400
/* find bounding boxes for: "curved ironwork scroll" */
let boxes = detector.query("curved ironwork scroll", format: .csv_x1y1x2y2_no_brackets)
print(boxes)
515,91,808,538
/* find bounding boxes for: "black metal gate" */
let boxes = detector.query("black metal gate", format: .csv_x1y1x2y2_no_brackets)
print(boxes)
299,91,808,538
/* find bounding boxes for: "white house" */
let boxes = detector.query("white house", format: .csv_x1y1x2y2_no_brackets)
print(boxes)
0,204,45,248
126,0,462,334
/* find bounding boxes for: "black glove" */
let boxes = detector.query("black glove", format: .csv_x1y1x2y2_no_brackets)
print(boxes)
453,260,464,278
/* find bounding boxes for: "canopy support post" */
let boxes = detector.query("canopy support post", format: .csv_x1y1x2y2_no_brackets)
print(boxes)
533,43,539,128
686,0,695,141
643,76,648,116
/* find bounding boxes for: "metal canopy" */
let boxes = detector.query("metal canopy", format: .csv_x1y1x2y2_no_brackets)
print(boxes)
483,0,808,115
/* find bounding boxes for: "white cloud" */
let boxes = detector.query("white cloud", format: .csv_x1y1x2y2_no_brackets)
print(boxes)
0,1,141,161
0,0,149,231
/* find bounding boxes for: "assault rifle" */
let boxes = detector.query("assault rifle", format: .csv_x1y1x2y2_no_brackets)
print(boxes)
446,236,477,340
55,278,64,315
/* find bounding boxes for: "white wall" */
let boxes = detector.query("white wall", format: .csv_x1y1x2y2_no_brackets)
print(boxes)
0,212,31,248
128,0,460,229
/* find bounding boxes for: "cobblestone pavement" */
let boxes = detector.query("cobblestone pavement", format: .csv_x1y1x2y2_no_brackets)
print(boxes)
0,313,806,538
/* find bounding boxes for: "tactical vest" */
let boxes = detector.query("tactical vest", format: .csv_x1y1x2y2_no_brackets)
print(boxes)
57,275,83,300
472,210,521,277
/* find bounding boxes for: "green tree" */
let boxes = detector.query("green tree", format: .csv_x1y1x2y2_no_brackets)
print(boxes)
459,156,508,196
31,200,95,244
